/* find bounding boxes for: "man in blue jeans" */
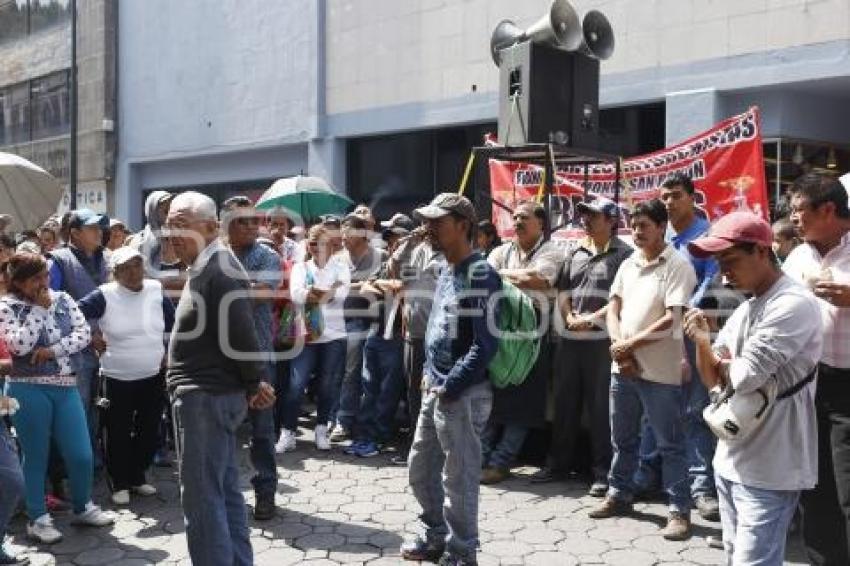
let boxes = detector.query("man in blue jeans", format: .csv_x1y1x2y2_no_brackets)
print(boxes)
222,196,282,520
165,192,276,566
589,199,696,541
0,393,27,565
402,193,501,566
635,174,721,521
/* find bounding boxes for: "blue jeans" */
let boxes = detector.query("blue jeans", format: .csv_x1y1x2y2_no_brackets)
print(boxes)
285,339,346,432
608,375,691,515
74,350,100,460
408,381,493,559
716,475,799,565
7,382,93,518
336,320,369,429
249,368,277,499
173,390,251,566
481,422,528,470
357,334,405,442
0,420,24,538
636,339,717,498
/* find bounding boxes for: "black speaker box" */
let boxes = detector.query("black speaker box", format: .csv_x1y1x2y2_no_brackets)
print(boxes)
497,42,600,148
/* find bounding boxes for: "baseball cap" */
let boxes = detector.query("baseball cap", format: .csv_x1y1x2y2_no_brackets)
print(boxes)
69,209,108,230
109,246,142,269
320,214,342,227
380,213,415,235
109,218,127,229
576,196,619,218
413,193,477,223
688,211,773,258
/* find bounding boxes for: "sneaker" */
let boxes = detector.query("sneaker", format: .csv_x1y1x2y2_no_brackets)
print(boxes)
314,424,331,450
0,546,29,565
660,512,691,541
529,467,565,484
72,503,115,527
353,441,379,458
27,514,62,544
131,484,157,497
111,490,130,506
480,467,510,485
695,495,721,522
587,497,632,519
588,481,608,498
253,495,276,521
706,534,724,549
329,424,350,442
438,552,478,566
400,536,444,562
275,429,296,453
390,453,409,466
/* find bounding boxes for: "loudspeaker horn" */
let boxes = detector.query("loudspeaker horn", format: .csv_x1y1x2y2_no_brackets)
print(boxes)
490,0,583,65
490,19,524,65
578,10,615,60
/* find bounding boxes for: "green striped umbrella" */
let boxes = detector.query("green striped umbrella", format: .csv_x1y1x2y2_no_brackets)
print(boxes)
255,176,353,223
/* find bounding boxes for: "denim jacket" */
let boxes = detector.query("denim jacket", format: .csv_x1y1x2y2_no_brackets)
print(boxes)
0,291,90,379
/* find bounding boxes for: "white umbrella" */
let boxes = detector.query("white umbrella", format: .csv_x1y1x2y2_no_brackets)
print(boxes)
0,151,63,232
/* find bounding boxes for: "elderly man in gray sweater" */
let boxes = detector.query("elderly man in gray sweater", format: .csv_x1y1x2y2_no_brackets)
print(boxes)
165,192,275,566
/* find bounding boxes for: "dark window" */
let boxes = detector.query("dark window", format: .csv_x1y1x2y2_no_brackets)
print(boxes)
141,179,275,227
598,103,665,157
30,69,69,139
7,82,29,143
0,0,28,45
29,0,70,35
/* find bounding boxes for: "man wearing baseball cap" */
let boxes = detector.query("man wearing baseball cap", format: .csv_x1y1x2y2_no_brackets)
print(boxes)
402,193,501,566
683,211,822,565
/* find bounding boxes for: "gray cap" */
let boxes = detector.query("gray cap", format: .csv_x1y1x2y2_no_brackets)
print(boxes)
413,193,477,223
380,213,415,235
575,196,619,218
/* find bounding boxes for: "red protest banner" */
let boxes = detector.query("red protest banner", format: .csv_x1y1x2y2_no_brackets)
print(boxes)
489,107,768,239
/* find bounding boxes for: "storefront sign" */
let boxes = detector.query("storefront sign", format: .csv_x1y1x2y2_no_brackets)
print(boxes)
489,107,768,239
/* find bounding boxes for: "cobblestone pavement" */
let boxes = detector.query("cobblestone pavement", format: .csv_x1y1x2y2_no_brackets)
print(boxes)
5,428,809,565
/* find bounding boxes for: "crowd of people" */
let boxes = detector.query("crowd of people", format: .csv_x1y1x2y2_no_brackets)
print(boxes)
0,170,847,566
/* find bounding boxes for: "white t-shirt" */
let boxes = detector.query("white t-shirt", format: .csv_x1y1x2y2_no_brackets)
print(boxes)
609,245,696,385
782,233,850,369
289,257,350,342
99,280,166,380
712,275,822,491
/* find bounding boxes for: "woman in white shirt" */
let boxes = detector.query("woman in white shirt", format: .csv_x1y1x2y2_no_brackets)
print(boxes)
277,224,349,452
78,247,174,506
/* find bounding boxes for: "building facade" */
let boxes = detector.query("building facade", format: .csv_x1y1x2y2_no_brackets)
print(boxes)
114,0,850,226
0,0,116,223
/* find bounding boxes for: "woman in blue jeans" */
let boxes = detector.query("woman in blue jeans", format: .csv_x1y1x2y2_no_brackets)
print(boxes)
0,253,114,545
278,225,349,452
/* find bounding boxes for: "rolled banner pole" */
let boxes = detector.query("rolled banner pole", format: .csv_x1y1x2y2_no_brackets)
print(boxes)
457,151,476,196
535,166,547,203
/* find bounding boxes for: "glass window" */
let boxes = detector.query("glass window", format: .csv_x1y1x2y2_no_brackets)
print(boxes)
31,69,69,139
7,82,30,143
29,0,69,34
0,0,29,45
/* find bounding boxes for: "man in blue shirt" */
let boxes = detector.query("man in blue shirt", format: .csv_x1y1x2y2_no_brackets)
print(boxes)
222,196,282,521
402,194,500,566
637,174,721,522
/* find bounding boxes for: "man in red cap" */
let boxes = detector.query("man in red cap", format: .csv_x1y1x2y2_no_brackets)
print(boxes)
683,211,822,565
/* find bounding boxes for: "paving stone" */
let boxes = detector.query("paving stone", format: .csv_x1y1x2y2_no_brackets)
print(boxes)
72,546,125,565
328,543,379,563
526,552,578,566
49,535,100,555
480,540,532,557
254,546,305,565
602,549,656,566
293,533,346,551
514,528,565,545
680,547,727,565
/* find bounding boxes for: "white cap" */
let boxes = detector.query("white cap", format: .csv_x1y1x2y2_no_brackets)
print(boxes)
110,246,142,269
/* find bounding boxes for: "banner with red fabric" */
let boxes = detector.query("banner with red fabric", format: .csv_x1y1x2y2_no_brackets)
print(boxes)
489,107,768,239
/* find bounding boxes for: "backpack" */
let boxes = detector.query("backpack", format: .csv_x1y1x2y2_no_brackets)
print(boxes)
467,261,541,388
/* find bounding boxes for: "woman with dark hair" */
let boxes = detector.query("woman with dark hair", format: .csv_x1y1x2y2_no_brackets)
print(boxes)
0,253,114,544
476,220,502,257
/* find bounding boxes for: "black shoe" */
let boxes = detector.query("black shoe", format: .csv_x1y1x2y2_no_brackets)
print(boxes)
695,495,720,522
253,496,276,521
437,551,478,566
529,467,564,484
390,454,408,466
588,481,608,498
400,536,444,562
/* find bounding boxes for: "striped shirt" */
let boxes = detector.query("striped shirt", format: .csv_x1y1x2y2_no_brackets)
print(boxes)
782,233,850,369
